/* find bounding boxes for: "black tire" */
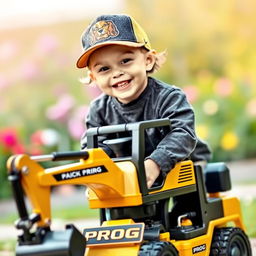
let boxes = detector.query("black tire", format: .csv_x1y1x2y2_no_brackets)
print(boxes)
139,241,178,256
210,227,252,256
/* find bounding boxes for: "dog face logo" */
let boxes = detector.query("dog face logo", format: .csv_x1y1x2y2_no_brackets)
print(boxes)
89,20,119,44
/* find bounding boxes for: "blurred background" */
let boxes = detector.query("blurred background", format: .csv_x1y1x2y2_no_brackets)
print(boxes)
1,0,256,199
1,0,256,253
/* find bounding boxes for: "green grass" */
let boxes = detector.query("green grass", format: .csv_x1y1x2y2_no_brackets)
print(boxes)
0,203,98,225
0,240,15,253
51,204,98,220
241,198,256,237
0,213,18,225
233,179,256,186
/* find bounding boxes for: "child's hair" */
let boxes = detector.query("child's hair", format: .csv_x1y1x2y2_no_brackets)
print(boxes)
147,50,167,74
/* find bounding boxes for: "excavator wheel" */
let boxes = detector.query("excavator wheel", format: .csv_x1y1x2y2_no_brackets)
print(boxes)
139,241,178,256
210,227,252,256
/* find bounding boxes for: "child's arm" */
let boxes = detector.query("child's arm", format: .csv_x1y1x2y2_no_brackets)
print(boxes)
146,86,198,175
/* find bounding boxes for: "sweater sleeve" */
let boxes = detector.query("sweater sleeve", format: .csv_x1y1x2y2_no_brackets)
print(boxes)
80,99,115,157
146,87,197,172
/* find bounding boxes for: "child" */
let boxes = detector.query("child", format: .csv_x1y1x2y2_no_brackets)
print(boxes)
77,14,211,188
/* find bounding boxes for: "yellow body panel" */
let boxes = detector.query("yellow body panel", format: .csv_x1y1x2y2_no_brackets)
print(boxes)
85,245,140,256
88,161,142,208
8,154,51,227
84,206,244,256
172,213,244,256
8,149,143,226
170,196,245,256
149,160,195,194
221,196,245,230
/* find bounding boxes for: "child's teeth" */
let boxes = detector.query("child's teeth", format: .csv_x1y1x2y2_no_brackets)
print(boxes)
118,81,128,87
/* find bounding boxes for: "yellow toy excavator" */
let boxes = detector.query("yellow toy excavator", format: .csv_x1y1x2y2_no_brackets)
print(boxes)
7,119,252,255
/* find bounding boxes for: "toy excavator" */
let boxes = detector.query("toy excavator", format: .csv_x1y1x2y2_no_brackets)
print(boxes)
7,119,252,255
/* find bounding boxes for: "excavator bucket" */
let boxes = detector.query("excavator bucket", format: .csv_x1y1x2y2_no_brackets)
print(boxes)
16,224,86,256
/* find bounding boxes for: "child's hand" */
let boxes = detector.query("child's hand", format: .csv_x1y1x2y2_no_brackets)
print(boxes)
144,159,160,188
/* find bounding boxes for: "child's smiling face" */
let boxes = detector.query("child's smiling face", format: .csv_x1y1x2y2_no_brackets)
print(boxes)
88,45,155,104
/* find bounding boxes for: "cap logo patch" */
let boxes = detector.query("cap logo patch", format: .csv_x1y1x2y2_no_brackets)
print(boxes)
89,20,119,45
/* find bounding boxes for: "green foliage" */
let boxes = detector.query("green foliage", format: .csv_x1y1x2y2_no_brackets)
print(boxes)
127,0,256,162
0,152,12,199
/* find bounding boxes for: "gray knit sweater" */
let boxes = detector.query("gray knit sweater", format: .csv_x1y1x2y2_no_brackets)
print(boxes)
81,77,211,172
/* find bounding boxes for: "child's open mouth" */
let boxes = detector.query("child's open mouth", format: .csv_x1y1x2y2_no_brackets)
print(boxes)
112,80,131,90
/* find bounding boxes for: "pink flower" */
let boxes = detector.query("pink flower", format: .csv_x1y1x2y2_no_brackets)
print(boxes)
29,130,44,155
0,128,25,154
52,84,69,97
46,94,75,123
36,34,59,54
31,130,44,145
68,105,89,140
11,143,26,154
29,129,59,155
57,55,70,69
183,85,199,103
20,60,40,80
29,146,43,156
214,78,233,97
1,130,17,147
84,83,102,99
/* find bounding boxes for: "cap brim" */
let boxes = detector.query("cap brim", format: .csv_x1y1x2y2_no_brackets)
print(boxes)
76,41,145,68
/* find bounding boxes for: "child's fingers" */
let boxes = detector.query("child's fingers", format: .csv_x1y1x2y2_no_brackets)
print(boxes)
147,178,154,188
144,158,160,188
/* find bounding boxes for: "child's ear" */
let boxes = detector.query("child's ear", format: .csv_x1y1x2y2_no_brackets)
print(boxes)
89,71,96,81
145,50,156,72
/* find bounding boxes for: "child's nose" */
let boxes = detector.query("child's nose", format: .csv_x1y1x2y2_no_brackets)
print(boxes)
113,70,124,78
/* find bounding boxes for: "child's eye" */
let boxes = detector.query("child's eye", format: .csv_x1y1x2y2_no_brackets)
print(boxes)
121,58,132,64
98,66,109,73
